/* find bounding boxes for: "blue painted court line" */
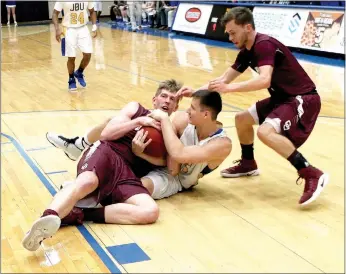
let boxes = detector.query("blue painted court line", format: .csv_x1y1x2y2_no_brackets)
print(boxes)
45,170,68,175
77,226,122,272
1,132,122,274
107,243,151,265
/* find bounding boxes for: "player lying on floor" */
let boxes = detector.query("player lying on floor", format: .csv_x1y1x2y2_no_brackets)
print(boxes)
47,89,232,200
139,90,232,200
22,79,182,252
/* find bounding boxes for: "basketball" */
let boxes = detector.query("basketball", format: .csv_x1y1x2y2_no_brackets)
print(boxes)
141,126,167,158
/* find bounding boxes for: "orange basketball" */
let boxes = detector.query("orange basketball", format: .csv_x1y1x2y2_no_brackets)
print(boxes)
141,126,167,158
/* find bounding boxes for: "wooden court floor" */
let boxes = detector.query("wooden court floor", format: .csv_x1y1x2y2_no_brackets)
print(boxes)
1,23,344,273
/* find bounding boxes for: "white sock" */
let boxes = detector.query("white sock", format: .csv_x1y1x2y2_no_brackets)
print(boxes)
75,135,92,149
83,134,92,146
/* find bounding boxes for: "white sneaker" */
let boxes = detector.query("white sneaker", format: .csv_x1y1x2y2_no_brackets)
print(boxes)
46,132,83,161
22,215,61,251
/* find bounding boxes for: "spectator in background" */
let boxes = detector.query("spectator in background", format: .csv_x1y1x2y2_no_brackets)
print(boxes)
6,1,17,26
143,1,157,28
128,1,143,31
167,1,179,29
158,1,170,30
111,1,129,23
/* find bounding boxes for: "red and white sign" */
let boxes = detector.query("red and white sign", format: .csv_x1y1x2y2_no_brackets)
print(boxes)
185,8,201,23
172,3,213,35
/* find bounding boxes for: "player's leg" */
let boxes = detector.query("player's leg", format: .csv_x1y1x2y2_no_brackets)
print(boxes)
74,26,92,87
11,7,17,26
46,117,111,161
65,28,78,91
22,171,99,251
74,155,160,225
7,7,10,25
104,192,159,225
141,170,181,199
22,143,112,251
220,99,272,178
256,94,328,205
68,191,159,226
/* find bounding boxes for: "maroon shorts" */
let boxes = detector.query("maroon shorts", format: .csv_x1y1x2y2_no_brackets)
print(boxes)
76,141,150,206
255,93,321,148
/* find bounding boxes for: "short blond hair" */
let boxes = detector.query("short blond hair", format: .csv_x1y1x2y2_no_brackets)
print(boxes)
155,79,183,96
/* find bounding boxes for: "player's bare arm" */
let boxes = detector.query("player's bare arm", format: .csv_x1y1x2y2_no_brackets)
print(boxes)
100,102,160,141
177,67,242,98
149,110,232,164
165,112,188,175
52,9,61,42
88,6,97,37
209,65,273,93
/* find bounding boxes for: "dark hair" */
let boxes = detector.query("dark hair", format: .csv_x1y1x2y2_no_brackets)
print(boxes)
155,79,183,96
192,90,222,120
220,7,255,29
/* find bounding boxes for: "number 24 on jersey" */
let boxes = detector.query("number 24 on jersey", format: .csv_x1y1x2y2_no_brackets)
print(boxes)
70,12,84,24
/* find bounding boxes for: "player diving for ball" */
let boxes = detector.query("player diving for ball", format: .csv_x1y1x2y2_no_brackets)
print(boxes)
22,79,182,251
22,86,232,252
46,88,232,200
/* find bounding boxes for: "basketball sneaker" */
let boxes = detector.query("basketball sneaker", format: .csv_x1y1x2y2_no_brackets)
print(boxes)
46,132,84,161
220,159,260,178
297,166,329,205
22,215,61,251
74,70,86,87
68,77,77,91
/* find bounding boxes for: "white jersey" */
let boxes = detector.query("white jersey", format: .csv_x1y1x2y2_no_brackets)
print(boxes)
54,2,94,28
176,124,228,189
144,124,229,200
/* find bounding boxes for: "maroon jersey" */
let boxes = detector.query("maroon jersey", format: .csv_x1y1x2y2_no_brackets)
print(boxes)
107,103,158,177
231,33,316,100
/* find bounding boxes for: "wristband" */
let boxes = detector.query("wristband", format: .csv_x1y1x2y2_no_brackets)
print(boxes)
92,24,97,32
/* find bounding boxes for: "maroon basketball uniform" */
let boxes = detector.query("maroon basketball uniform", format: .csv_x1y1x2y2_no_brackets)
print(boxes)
231,33,321,148
76,104,159,205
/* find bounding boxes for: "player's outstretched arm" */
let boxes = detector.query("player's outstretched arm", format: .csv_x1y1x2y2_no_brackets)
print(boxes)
209,65,273,94
176,66,242,98
149,110,232,164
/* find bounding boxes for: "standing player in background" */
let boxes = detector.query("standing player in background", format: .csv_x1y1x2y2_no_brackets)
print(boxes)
52,2,97,91
177,7,329,206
